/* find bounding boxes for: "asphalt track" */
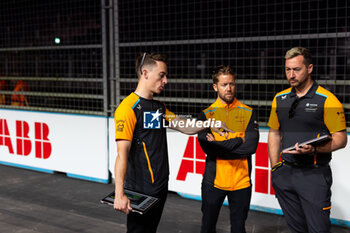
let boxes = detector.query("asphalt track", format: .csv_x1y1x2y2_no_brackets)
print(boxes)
0,164,349,233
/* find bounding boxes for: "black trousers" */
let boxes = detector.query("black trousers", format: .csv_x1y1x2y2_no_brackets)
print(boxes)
200,182,252,233
272,164,332,233
126,187,168,233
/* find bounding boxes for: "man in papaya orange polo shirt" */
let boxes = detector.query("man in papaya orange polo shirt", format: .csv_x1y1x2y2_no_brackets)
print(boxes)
197,65,259,233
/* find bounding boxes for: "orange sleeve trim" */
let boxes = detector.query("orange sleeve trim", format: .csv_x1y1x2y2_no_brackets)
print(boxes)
323,206,331,210
114,96,138,141
321,87,346,133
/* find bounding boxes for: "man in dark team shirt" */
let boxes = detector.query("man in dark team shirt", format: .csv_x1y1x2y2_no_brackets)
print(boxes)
268,47,347,233
113,53,232,233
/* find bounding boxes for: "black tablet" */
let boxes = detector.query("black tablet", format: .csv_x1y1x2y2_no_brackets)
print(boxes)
100,188,159,215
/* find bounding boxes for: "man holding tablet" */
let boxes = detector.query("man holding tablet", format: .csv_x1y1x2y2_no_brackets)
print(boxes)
113,53,232,233
268,47,347,233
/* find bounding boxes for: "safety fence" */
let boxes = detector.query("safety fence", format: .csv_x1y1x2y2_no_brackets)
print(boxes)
0,0,106,115
115,0,350,130
0,0,349,130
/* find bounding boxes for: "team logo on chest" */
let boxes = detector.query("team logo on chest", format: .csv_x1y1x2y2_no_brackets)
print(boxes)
305,103,318,112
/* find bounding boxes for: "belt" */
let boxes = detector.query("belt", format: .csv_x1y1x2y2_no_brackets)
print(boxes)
272,160,328,171
284,160,328,168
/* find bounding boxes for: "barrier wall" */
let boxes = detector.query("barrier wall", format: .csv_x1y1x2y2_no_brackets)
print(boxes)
1,112,348,227
0,109,109,183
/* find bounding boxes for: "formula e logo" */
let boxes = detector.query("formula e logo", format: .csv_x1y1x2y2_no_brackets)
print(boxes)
254,142,275,195
143,110,162,129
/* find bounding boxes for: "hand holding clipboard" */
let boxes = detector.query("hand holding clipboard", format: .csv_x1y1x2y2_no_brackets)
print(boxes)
282,134,331,154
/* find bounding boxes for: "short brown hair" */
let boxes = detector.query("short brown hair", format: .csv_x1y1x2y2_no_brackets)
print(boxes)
211,65,235,84
285,47,313,67
136,53,168,77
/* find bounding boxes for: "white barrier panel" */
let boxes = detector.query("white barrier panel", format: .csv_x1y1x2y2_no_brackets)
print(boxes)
0,109,109,183
108,117,117,176
107,119,349,227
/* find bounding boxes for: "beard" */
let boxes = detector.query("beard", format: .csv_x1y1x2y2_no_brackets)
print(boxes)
288,74,309,88
218,91,235,104
288,79,300,87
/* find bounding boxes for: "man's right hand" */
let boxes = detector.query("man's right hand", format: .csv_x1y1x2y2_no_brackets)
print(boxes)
114,194,132,214
211,121,235,139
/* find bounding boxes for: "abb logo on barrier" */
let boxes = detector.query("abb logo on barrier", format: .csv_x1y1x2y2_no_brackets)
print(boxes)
176,136,275,195
0,119,52,159
254,143,275,195
176,136,206,181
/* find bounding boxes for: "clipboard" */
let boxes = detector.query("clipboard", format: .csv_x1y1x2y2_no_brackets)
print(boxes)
100,188,159,215
283,134,331,152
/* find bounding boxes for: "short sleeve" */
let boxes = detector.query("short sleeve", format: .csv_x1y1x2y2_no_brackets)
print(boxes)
114,104,137,141
324,94,346,134
267,96,280,130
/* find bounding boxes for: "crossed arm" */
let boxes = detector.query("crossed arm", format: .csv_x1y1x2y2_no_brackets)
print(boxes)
197,111,259,159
